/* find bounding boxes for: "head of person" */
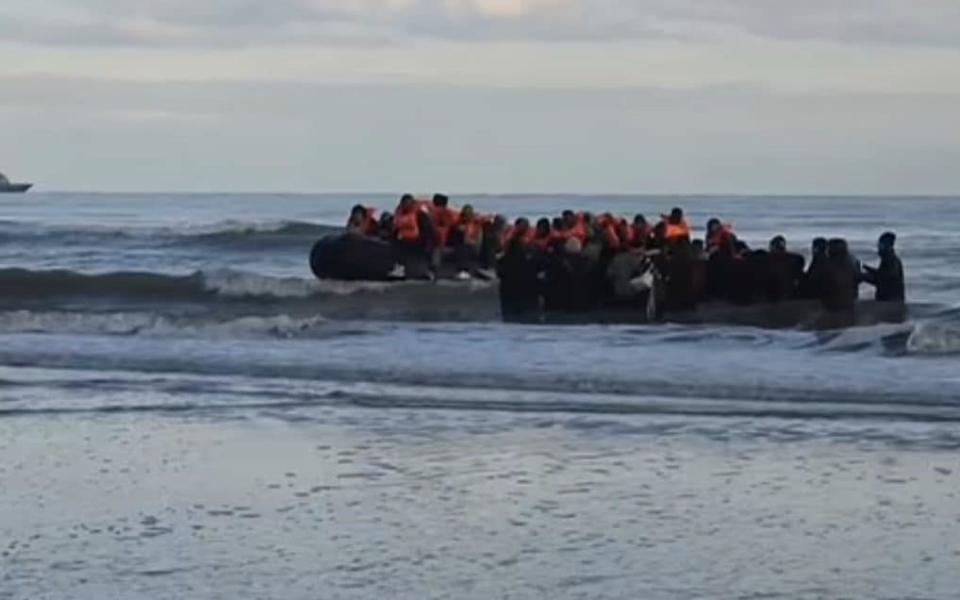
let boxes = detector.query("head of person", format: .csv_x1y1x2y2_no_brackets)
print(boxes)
692,239,705,258
493,214,507,230
432,193,449,208
827,238,848,260
562,210,578,228
535,218,551,237
552,216,565,231
812,237,827,256
633,214,648,228
398,194,416,212
707,218,721,236
669,207,684,224
514,217,531,236
460,204,476,221
379,212,394,231
564,237,582,255
349,204,366,220
769,235,787,254
878,231,897,257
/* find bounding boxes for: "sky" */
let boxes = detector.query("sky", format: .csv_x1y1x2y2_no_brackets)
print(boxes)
2,0,960,194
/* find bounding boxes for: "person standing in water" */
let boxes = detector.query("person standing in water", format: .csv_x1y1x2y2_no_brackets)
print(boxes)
862,231,905,302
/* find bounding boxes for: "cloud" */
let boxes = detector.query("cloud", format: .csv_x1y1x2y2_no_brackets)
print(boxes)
3,0,960,48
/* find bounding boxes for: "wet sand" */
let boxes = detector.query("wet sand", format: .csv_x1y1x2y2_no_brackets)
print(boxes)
3,410,959,600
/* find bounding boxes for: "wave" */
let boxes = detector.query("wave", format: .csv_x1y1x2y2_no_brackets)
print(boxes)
0,219,340,252
0,267,500,321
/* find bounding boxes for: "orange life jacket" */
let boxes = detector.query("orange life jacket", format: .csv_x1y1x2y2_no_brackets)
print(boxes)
628,224,650,247
707,224,735,250
430,205,460,247
565,221,587,243
664,219,691,241
530,233,551,251
602,222,622,250
395,208,421,243
459,218,483,246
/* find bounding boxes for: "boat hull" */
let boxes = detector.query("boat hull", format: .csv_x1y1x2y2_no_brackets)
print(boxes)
0,183,32,193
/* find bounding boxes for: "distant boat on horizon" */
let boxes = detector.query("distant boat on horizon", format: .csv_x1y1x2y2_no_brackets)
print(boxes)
0,171,32,193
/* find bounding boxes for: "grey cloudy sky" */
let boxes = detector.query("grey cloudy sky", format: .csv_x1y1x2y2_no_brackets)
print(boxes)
2,0,960,193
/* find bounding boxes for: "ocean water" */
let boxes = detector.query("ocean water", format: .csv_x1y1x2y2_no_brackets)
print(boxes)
1,192,959,599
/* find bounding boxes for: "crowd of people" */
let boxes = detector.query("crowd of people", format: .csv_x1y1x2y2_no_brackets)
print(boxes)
345,194,905,320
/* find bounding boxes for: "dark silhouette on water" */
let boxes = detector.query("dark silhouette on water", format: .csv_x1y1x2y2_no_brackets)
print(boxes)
0,171,32,193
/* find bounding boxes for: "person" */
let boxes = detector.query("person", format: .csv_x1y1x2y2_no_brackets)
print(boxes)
449,204,484,279
390,194,434,279
662,207,691,243
497,237,542,322
530,218,553,252
705,218,736,256
597,213,623,253
799,237,827,299
542,238,598,313
820,238,859,312
763,235,805,302
429,193,459,249
862,231,905,302
502,217,533,248
629,215,650,248
562,210,587,243
346,204,378,237
664,238,698,311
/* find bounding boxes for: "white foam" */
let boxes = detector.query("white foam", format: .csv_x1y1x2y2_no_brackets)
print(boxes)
200,269,394,298
907,321,960,356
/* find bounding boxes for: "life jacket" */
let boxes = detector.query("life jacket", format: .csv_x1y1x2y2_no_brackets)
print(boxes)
664,219,691,241
395,208,421,243
601,221,622,250
430,205,460,247
706,223,735,250
459,217,483,246
565,221,587,243
530,233,552,252
628,224,650,247
499,225,514,248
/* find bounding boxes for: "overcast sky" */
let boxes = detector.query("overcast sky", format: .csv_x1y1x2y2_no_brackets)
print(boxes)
2,0,960,193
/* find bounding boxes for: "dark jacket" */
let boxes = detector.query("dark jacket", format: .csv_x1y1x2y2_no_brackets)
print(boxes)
863,254,905,302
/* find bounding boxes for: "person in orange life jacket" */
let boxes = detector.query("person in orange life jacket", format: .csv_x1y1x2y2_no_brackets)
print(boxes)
447,204,484,279
346,204,379,237
390,194,435,278
662,207,691,242
429,193,460,248
561,210,587,243
705,218,738,256
548,217,568,250
502,217,533,248
597,213,623,252
530,218,553,253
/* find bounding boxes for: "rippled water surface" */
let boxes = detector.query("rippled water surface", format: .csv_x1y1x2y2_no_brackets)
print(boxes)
1,193,959,599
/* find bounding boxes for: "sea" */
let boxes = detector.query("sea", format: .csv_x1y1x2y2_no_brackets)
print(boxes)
1,192,959,599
